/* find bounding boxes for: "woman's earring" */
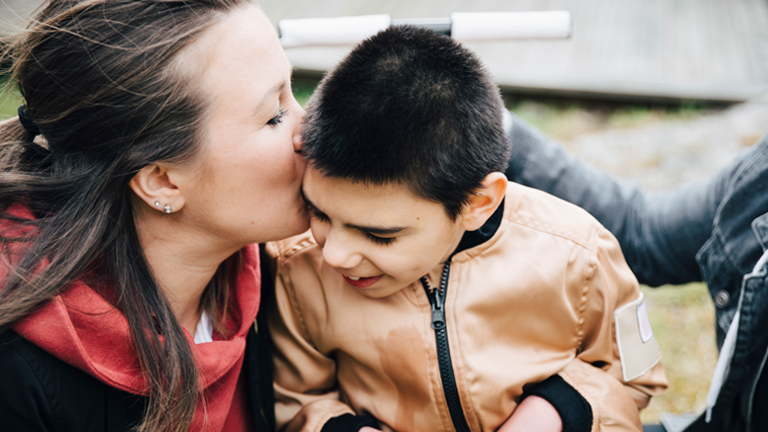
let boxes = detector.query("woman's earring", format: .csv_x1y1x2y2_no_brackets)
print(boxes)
164,204,172,214
154,200,161,208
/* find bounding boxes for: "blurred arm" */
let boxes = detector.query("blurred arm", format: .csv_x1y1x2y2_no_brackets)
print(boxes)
504,111,723,286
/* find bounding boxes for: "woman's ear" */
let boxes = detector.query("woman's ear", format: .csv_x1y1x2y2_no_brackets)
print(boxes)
129,164,186,214
460,172,508,231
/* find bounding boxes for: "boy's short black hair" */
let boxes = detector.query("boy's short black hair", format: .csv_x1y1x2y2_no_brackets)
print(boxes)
302,25,511,221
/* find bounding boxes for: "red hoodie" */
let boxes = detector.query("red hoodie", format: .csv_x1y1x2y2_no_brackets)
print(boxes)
6,206,261,431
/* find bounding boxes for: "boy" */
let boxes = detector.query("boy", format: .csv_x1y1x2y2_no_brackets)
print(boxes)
267,26,666,432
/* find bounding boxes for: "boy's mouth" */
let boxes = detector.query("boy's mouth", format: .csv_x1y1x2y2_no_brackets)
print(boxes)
342,274,383,288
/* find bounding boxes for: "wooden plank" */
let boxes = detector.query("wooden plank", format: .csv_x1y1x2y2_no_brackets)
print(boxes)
4,0,767,102
702,0,741,81
731,0,768,83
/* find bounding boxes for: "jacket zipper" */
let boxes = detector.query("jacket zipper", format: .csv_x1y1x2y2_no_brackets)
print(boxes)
420,261,471,432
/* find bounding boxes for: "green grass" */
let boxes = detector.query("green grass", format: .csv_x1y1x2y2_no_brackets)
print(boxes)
292,75,320,107
641,283,717,423
0,79,21,120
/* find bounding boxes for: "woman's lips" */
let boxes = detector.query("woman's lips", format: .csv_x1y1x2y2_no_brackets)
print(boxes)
342,274,383,288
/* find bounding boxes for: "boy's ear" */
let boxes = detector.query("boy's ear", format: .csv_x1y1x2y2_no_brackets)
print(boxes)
460,172,507,231
129,164,186,214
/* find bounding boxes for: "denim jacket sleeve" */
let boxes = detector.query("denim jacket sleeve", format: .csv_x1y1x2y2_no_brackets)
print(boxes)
504,111,723,287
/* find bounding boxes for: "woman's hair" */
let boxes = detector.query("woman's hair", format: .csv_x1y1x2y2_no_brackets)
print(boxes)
0,1,250,431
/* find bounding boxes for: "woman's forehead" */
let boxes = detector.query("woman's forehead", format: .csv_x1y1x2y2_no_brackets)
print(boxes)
180,5,287,86
182,5,290,109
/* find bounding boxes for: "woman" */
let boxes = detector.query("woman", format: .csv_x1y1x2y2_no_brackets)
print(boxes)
0,1,306,431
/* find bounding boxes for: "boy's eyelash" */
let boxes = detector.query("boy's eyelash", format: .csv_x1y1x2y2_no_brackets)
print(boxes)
308,207,395,245
309,207,329,222
365,233,395,246
267,109,287,126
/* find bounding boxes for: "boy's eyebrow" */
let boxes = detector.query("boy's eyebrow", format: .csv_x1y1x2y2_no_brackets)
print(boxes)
300,186,326,218
301,185,408,236
348,223,406,236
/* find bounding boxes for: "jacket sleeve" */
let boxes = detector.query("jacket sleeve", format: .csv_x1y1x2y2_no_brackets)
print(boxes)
267,255,369,432
555,226,667,431
504,111,719,287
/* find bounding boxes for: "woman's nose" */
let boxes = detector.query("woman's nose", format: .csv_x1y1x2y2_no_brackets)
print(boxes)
293,130,303,153
292,104,305,153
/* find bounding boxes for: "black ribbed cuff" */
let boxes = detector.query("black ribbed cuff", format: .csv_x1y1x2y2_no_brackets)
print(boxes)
320,413,380,432
524,375,592,432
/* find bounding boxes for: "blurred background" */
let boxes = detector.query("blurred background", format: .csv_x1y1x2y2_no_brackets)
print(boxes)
5,0,768,424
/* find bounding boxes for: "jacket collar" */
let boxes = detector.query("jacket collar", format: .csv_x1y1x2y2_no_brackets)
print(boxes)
452,198,505,257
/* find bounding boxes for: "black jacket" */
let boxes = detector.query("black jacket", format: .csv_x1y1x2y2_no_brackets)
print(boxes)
0,312,275,432
0,247,276,432
0,311,275,432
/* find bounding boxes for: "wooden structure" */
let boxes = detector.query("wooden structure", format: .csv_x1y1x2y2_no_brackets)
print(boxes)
261,0,768,103
4,0,768,102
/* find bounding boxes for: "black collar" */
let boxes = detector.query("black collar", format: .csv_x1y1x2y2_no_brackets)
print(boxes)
451,198,505,257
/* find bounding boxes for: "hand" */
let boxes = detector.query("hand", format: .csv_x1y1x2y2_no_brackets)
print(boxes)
496,395,563,432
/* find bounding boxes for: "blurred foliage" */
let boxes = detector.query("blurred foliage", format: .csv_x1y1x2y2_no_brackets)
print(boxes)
0,78,20,120
504,96,715,142
293,75,320,107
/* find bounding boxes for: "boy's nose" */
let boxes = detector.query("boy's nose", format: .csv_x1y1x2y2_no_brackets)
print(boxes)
321,231,364,270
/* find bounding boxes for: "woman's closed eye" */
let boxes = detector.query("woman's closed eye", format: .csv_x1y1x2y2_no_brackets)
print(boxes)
267,109,287,126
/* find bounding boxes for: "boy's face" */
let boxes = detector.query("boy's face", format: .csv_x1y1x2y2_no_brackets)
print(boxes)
302,167,467,299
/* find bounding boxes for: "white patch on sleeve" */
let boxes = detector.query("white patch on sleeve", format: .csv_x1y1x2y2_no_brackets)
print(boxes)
614,293,662,382
637,301,653,343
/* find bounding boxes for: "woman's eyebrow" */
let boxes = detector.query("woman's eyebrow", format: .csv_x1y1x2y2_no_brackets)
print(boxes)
255,81,286,114
300,186,407,235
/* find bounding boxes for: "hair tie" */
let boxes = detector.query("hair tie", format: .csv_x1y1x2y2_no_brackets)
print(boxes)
18,105,41,136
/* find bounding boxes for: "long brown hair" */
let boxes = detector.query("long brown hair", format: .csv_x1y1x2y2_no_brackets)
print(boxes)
0,1,250,431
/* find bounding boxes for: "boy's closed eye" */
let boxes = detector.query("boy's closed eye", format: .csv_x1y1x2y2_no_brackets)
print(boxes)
363,232,395,246
302,187,403,247
308,206,396,246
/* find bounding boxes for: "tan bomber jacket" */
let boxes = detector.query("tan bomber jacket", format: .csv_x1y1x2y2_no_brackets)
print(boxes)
267,182,667,432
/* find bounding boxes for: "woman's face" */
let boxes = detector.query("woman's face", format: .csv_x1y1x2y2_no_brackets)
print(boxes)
181,5,309,248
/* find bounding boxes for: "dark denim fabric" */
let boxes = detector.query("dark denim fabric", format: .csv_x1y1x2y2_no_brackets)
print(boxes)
505,112,768,432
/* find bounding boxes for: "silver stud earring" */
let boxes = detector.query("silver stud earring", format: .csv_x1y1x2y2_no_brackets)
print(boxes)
164,204,172,214
154,200,161,207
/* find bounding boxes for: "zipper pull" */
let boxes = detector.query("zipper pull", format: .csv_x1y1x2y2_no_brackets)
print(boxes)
420,276,446,330
431,307,445,330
